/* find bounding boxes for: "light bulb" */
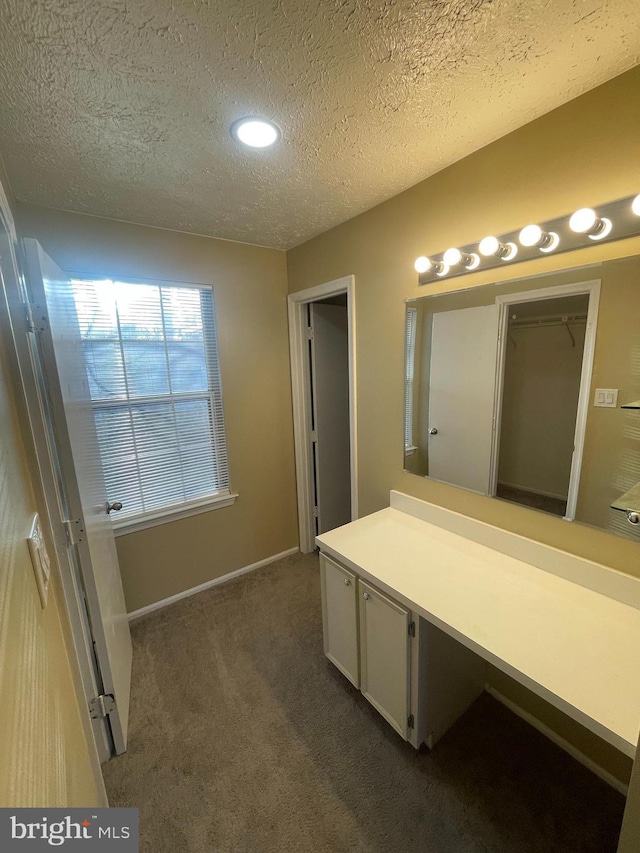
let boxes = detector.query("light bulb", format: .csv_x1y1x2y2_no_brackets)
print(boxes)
519,224,559,252
478,236,518,261
230,117,281,148
569,207,612,240
569,208,597,233
443,248,480,270
631,195,640,216
519,224,544,247
415,255,448,276
479,236,500,256
443,248,463,266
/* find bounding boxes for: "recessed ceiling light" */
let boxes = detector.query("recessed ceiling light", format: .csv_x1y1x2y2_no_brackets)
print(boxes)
230,117,281,149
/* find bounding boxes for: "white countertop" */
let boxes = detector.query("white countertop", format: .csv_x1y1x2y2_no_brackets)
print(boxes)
317,506,640,757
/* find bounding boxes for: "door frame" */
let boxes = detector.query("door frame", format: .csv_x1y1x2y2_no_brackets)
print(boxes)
288,275,358,553
0,188,109,792
489,279,601,520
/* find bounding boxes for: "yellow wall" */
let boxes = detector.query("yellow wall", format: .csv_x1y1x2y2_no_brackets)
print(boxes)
287,65,640,575
16,205,299,612
0,189,102,805
287,67,640,785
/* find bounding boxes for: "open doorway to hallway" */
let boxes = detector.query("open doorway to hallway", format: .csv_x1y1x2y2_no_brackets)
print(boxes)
288,276,357,552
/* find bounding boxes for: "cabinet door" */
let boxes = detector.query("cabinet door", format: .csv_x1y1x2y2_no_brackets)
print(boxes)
359,579,410,739
319,554,359,687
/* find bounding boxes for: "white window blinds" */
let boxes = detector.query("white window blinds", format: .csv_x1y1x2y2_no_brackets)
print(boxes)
404,307,417,451
71,278,230,524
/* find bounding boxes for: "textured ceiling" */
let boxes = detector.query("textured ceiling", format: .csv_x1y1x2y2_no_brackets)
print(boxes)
0,1,639,249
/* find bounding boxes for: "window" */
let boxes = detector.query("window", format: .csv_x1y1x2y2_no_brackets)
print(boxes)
71,278,232,531
404,306,417,453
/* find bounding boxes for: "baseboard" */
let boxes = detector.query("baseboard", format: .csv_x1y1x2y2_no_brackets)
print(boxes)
486,686,628,795
127,547,299,621
497,481,567,501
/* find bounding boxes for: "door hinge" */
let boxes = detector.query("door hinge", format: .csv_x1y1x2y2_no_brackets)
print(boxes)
306,326,314,340
24,302,48,334
89,694,116,720
63,518,85,546
407,714,414,730
311,430,318,443
408,621,415,637
312,506,319,518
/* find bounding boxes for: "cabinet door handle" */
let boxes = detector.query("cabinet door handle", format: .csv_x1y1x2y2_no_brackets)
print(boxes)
343,578,351,586
363,591,370,600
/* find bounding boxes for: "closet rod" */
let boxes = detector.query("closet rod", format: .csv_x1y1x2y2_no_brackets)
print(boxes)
508,313,587,330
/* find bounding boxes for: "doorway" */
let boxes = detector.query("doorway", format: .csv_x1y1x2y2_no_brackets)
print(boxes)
288,276,357,552
490,280,600,520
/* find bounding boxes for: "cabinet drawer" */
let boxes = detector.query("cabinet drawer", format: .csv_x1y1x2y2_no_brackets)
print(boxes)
319,553,359,687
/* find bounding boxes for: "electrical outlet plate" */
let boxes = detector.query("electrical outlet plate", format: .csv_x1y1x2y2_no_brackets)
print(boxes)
593,388,618,408
27,513,51,608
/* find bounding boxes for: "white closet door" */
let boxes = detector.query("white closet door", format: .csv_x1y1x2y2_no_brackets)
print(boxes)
320,554,359,687
428,304,499,494
24,239,132,754
358,578,410,739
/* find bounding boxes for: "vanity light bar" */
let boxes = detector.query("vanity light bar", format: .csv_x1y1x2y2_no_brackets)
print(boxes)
415,193,640,284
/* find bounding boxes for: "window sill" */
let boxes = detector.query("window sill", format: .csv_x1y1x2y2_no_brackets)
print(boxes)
113,493,239,537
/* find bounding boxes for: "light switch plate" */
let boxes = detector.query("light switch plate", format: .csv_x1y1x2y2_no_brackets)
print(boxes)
27,513,51,608
594,388,618,408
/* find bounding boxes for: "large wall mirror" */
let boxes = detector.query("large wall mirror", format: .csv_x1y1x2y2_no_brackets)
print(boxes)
404,256,640,542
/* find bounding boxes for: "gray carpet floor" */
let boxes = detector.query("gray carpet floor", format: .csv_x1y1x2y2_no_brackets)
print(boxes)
103,552,625,852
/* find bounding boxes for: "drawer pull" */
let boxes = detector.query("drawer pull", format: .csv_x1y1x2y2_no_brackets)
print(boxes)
363,591,370,600
344,578,351,586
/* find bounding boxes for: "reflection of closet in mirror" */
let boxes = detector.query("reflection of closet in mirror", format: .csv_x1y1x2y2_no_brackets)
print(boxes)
495,295,589,518
491,282,599,520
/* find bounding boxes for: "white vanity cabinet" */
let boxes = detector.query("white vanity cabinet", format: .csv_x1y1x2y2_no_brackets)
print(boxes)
319,545,488,750
317,491,640,764
320,552,415,742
